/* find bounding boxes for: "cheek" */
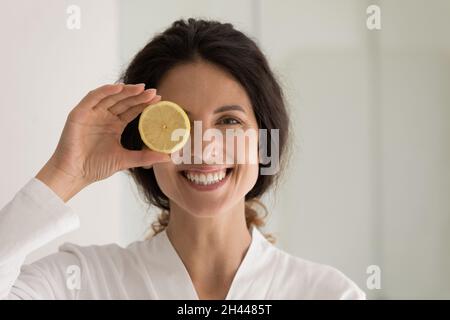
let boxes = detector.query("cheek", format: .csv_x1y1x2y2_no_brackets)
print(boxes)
236,163,259,195
229,130,260,195
153,163,178,197
225,129,259,165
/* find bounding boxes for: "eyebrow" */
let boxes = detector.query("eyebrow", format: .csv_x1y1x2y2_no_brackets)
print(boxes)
185,105,246,116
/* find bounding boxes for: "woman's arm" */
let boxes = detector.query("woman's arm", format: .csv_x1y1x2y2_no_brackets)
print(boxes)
0,177,79,299
0,83,168,299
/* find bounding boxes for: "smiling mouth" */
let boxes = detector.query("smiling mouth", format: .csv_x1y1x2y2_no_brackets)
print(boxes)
180,168,233,186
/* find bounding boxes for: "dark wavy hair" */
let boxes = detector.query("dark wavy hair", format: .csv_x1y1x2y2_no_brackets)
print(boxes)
119,18,290,242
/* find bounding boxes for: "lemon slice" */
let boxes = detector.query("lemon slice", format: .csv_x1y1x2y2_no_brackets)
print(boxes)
138,101,190,154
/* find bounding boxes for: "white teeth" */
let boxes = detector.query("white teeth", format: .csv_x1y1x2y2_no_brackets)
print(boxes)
184,169,228,185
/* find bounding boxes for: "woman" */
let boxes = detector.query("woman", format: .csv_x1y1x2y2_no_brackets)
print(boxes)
0,18,365,300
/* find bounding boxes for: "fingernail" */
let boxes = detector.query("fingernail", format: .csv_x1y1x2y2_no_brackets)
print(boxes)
145,88,156,93
155,95,162,99
136,83,146,87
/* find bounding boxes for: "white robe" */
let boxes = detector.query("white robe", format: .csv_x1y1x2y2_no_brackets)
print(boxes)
0,178,366,300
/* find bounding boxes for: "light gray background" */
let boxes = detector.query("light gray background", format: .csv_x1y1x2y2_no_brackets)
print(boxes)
0,0,449,299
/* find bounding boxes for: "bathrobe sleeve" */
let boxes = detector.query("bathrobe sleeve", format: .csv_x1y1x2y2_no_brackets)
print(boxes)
0,178,80,299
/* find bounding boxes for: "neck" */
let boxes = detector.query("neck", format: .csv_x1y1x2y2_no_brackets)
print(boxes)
165,200,252,298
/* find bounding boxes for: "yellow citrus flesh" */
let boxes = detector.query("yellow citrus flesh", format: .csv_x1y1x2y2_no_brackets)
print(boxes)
138,101,190,154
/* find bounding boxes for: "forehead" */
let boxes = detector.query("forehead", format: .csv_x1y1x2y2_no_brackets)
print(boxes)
156,60,252,115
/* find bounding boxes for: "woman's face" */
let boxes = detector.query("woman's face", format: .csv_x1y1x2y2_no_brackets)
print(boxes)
151,59,259,217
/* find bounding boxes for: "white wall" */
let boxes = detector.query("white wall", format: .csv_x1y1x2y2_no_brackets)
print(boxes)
378,0,450,299
0,0,125,264
258,0,373,295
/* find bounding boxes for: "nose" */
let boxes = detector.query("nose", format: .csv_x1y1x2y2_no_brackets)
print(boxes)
180,120,226,165
201,136,222,165
193,124,225,165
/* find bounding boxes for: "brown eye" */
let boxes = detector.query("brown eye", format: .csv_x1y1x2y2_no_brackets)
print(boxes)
218,117,241,125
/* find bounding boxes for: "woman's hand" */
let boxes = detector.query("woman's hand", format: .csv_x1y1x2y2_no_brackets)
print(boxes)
36,83,170,202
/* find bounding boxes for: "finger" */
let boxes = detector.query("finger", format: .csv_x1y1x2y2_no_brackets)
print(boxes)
93,84,147,111
109,88,157,115
118,95,162,124
119,149,171,170
77,83,124,110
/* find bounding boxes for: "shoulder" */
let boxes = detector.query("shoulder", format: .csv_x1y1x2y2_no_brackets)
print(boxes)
23,240,147,281
266,246,366,300
16,240,149,299
56,239,148,271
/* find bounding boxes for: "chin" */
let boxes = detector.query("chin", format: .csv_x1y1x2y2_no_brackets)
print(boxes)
183,203,228,218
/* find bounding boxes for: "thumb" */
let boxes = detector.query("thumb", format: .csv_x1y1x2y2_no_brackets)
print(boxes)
120,149,171,169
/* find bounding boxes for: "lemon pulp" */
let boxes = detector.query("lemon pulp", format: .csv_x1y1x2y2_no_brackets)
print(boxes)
138,101,190,154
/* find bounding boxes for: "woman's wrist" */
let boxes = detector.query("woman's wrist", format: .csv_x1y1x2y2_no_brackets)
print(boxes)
35,158,89,203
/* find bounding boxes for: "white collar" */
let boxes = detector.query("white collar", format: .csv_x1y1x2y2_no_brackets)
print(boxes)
143,225,273,299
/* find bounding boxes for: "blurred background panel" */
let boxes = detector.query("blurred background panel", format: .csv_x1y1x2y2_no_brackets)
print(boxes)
0,0,448,299
258,0,373,297
378,0,450,299
0,0,124,264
